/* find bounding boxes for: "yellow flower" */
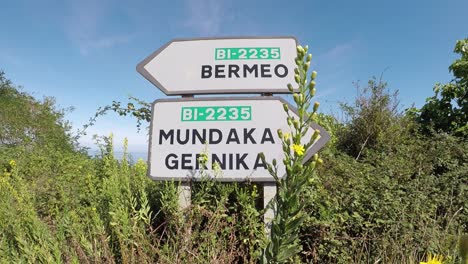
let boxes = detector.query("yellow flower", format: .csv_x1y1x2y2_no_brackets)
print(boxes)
291,144,305,156
9,160,16,167
251,184,258,197
420,253,444,264
283,133,290,141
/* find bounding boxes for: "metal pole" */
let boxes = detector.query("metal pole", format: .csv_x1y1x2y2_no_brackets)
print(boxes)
263,182,276,234
261,92,277,234
178,181,191,210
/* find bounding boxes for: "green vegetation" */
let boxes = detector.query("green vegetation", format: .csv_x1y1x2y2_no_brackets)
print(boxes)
260,45,324,263
418,39,468,137
0,39,467,263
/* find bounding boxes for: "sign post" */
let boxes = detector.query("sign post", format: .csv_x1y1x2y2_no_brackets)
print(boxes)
147,97,329,182
137,37,298,95
263,182,276,233
178,182,191,210
137,37,330,234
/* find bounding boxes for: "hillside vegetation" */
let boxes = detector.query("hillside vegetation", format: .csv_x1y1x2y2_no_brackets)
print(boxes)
0,39,467,263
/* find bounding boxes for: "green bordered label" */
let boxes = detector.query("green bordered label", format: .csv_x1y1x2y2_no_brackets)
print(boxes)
181,106,252,121
215,47,281,60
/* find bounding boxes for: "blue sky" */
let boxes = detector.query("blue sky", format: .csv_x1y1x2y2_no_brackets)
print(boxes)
1,0,467,154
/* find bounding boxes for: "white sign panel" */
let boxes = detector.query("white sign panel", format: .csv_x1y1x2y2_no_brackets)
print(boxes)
148,97,330,182
137,37,298,95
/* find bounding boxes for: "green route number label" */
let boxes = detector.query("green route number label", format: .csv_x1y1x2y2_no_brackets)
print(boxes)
181,106,252,122
215,47,280,60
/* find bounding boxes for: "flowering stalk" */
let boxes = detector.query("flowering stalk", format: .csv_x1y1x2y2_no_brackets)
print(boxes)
261,44,323,263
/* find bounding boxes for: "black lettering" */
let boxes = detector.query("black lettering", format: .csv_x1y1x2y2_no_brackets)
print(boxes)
212,153,226,169
243,64,258,77
159,129,174,144
253,153,266,169
229,153,233,170
243,128,256,144
195,153,200,170
215,65,225,78
209,129,222,144
176,129,189,145
201,65,212,78
226,129,240,144
192,129,206,144
275,64,288,78
202,64,288,79
181,154,193,169
228,65,240,78
236,153,248,169
260,64,272,77
261,128,275,144
165,153,178,169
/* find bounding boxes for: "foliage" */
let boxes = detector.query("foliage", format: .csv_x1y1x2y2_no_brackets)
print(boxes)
1,38,467,264
0,74,266,263
260,45,323,263
418,39,468,136
0,71,75,151
301,133,467,263
338,76,406,160
85,96,151,133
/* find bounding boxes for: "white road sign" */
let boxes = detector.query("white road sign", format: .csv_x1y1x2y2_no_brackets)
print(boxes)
148,97,330,182
137,37,298,95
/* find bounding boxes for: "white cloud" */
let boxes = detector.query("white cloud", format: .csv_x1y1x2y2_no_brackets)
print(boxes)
308,39,361,105
183,0,227,35
317,40,357,67
64,0,133,55
313,39,360,80
314,86,338,100
78,35,132,55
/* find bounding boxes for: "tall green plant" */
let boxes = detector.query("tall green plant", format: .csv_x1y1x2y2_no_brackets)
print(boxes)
418,38,468,137
0,71,75,151
261,45,323,263
338,77,402,160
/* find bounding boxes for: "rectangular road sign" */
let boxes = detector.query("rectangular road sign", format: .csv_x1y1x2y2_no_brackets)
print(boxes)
148,97,329,182
137,37,298,95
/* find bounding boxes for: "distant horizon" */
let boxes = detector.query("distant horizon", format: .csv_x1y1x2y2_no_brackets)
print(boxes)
86,148,148,162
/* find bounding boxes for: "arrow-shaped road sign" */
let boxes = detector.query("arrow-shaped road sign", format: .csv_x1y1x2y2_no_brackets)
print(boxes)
137,37,298,95
148,97,330,182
